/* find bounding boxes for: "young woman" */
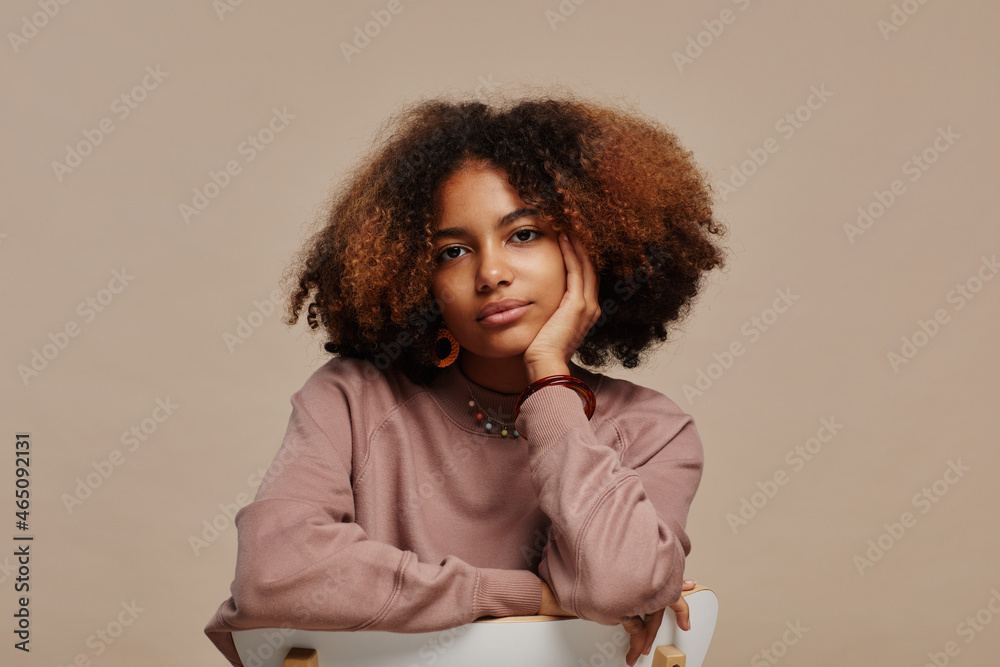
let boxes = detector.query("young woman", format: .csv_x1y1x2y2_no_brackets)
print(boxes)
205,93,727,667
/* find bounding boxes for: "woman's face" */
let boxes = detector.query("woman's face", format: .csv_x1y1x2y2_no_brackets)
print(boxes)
430,162,567,362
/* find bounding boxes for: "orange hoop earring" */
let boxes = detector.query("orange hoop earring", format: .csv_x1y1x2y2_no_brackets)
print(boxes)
432,327,460,368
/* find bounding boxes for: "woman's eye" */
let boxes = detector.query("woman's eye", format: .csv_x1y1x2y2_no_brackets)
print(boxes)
438,246,467,262
512,228,540,243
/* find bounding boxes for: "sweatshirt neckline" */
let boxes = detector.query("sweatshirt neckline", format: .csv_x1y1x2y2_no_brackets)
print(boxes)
427,360,586,436
429,363,521,435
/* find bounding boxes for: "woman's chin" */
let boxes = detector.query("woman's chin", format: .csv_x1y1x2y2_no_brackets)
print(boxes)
460,342,532,364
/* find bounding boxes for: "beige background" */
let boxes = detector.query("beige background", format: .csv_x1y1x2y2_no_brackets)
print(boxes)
2,1,998,665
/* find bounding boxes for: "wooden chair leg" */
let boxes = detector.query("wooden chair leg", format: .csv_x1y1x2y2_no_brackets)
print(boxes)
284,647,318,667
651,644,685,667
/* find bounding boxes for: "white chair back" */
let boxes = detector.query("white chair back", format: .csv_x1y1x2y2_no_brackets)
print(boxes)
233,586,717,667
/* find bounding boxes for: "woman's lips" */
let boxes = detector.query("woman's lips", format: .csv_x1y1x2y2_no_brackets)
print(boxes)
478,303,531,326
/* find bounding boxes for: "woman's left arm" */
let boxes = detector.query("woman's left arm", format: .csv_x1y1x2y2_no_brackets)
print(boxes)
513,383,704,626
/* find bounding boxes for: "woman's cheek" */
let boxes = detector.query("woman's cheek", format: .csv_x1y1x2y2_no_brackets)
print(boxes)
433,279,461,309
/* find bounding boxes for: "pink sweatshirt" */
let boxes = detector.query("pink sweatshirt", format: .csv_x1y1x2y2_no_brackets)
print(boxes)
204,356,704,666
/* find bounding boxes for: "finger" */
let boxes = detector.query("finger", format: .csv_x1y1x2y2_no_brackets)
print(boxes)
669,596,691,632
559,232,585,299
622,616,642,666
570,232,599,304
557,234,592,352
566,232,598,304
627,630,644,666
642,610,665,656
564,233,601,330
682,578,697,591
625,617,651,666
621,615,643,634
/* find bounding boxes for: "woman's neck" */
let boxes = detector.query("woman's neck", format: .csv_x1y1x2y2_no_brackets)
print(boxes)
458,353,530,393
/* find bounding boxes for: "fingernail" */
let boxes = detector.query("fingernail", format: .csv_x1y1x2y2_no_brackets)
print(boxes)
684,579,696,585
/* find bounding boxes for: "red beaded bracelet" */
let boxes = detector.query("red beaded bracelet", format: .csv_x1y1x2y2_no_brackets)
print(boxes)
514,375,596,421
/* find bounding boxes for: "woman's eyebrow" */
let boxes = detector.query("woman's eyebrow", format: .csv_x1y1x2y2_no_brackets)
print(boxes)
431,207,539,242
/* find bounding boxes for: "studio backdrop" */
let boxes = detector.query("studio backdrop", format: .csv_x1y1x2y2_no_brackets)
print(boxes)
2,1,998,665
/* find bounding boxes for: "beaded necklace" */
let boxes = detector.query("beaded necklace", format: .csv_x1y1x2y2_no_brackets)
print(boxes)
459,373,520,439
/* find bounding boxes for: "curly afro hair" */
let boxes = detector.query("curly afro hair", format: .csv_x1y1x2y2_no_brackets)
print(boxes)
283,89,728,386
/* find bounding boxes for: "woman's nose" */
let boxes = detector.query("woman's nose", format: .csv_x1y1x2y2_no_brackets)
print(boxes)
476,245,513,291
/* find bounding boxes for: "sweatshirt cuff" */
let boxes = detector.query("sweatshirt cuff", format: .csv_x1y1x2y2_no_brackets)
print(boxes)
204,602,244,667
474,568,542,618
514,384,592,456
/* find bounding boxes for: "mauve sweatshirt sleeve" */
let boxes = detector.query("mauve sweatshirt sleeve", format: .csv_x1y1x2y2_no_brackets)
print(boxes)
513,381,703,625
204,370,542,667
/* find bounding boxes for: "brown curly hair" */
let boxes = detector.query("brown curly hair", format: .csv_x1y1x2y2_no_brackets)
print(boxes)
283,89,728,386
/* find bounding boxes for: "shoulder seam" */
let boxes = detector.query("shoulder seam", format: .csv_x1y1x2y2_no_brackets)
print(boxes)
357,390,435,484
353,550,411,630
572,472,640,612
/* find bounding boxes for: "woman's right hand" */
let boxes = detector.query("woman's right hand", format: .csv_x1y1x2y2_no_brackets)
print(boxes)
538,580,574,616
622,579,697,666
